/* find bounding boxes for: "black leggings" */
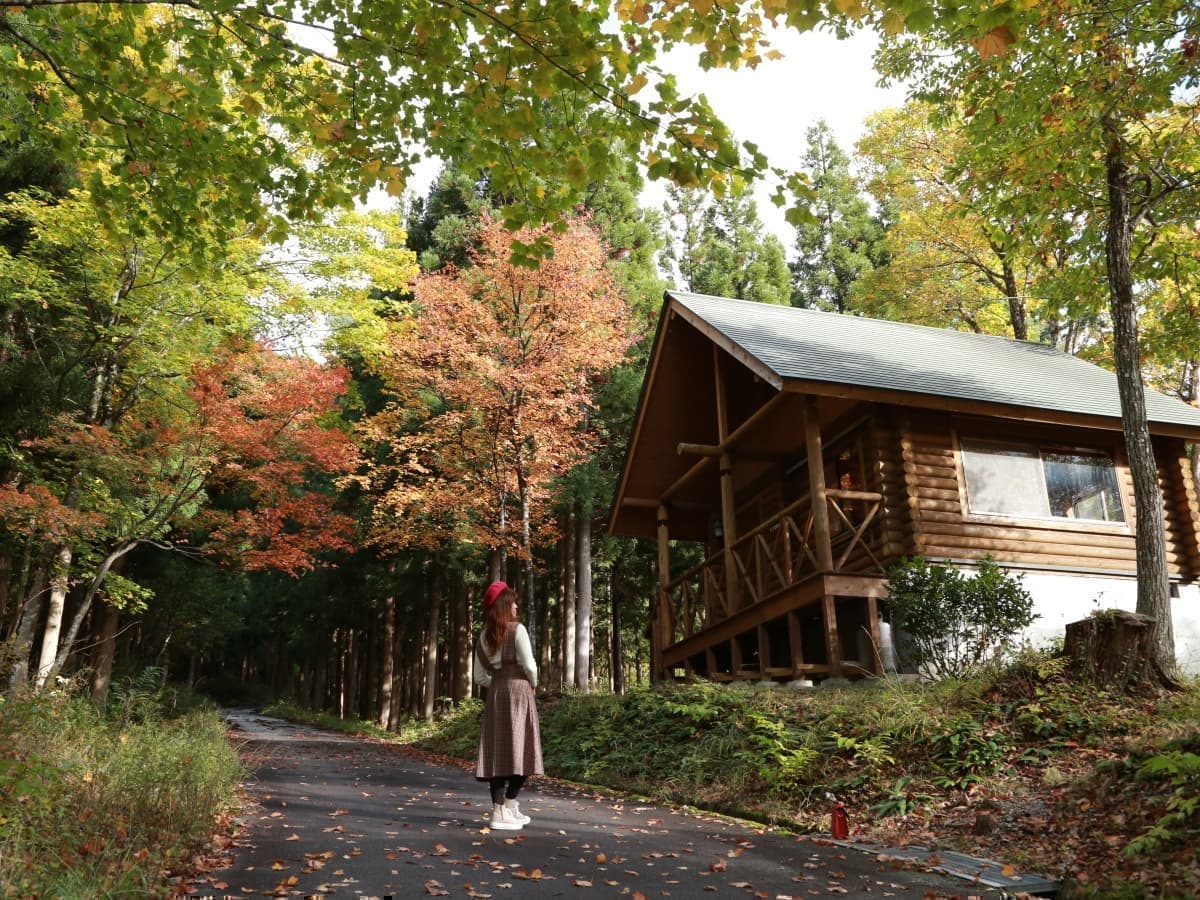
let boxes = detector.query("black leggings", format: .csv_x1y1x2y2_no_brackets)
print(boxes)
489,775,527,805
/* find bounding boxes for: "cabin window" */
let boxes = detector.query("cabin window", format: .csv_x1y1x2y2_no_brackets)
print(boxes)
960,439,1125,524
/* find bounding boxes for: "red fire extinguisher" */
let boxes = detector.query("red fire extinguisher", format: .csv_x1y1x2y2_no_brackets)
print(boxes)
831,801,849,839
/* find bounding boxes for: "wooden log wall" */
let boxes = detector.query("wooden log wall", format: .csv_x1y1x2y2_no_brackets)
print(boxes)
888,410,1200,578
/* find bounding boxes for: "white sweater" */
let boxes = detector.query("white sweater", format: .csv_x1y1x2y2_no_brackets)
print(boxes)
472,623,537,688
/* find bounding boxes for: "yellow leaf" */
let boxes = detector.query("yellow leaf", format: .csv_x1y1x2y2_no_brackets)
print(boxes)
880,9,906,34
626,74,648,96
972,25,1016,60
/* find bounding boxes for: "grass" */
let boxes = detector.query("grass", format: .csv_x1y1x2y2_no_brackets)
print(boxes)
0,676,245,899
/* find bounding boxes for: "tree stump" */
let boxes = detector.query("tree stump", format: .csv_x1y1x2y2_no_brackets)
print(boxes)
1063,610,1180,691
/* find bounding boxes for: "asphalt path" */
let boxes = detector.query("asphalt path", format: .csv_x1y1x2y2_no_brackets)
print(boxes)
185,710,995,899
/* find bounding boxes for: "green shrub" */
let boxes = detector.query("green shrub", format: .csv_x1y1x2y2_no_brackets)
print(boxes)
885,555,1037,679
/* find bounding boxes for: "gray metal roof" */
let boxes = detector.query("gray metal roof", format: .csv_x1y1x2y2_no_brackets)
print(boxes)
669,291,1200,431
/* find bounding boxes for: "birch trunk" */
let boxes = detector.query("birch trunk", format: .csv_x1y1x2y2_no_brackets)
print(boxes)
34,544,73,689
575,502,592,693
561,508,576,687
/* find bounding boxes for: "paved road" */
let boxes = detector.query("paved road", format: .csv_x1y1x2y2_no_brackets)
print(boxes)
184,710,998,899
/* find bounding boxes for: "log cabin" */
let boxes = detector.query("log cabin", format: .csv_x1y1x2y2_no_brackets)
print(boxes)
609,291,1200,682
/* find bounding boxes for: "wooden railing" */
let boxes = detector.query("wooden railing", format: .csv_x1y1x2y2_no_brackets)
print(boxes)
662,490,885,646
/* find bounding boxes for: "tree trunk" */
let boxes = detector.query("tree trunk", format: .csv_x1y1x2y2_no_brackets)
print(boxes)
49,544,134,683
611,565,626,695
344,628,359,721
379,592,396,727
1104,121,1175,673
561,507,576,688
0,552,11,639
1064,610,1180,690
575,501,593,693
6,552,47,694
34,543,73,690
452,578,470,701
388,605,404,730
1002,261,1027,341
422,566,443,721
89,601,121,706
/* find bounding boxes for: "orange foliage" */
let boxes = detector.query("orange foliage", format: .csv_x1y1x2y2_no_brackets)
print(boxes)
363,216,636,555
188,342,359,574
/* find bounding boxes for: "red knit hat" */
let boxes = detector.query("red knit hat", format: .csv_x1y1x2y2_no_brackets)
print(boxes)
482,581,508,609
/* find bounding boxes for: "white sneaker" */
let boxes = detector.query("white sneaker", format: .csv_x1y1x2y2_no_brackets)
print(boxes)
503,798,531,825
490,803,523,830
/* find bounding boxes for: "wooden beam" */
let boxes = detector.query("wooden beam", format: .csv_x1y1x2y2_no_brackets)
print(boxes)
804,396,834,572
662,392,793,502
654,505,670,683
678,442,721,457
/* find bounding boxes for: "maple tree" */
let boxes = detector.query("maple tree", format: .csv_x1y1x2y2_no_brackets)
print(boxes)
876,0,1200,672
2,339,357,689
360,215,636,611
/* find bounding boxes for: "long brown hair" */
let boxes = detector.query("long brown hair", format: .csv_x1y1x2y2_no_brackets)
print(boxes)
482,586,519,655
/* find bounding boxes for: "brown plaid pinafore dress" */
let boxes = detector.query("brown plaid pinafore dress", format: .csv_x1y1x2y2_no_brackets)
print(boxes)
475,624,544,780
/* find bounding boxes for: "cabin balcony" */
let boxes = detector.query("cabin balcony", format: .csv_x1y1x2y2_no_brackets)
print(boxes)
660,489,892,683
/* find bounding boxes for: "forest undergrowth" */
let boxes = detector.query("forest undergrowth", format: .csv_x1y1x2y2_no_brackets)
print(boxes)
402,654,1200,898
0,674,244,898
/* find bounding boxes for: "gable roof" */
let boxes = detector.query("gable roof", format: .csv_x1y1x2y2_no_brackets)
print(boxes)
669,291,1200,431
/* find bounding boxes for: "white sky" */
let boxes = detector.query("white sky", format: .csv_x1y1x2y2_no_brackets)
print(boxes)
399,26,908,246
648,26,908,244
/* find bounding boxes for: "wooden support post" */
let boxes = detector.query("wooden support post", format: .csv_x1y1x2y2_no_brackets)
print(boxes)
720,452,739,611
787,610,806,676
730,636,743,676
714,349,740,613
822,594,843,677
654,505,671,682
804,397,834,572
706,647,717,678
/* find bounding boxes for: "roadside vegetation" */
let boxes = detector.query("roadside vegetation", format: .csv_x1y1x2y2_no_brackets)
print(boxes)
277,652,1200,898
0,671,244,898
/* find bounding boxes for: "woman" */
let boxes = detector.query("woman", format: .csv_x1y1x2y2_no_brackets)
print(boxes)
473,580,543,831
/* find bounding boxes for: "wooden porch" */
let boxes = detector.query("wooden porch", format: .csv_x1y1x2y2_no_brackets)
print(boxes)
657,485,891,682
